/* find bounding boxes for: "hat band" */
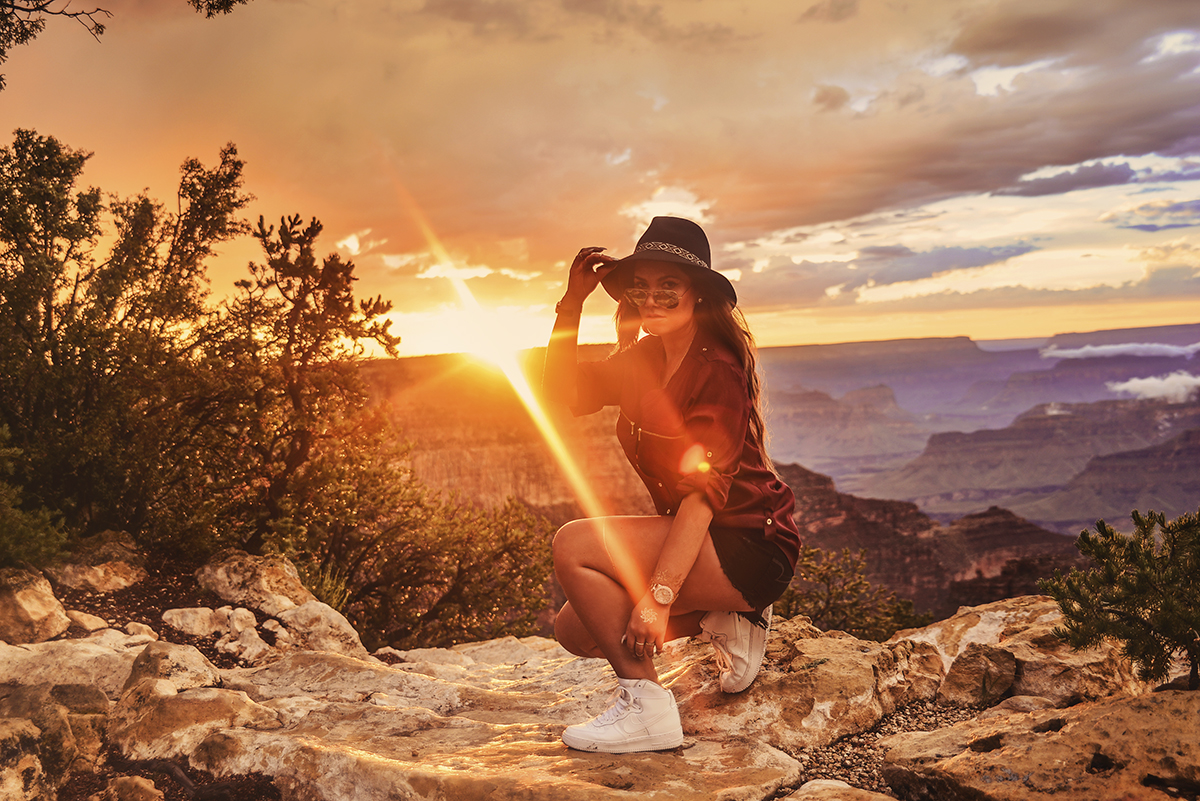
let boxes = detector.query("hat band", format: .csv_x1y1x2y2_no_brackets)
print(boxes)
634,241,709,270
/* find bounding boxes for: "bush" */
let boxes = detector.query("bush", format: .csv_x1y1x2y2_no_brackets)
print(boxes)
1040,509,1200,691
0,428,65,568
776,545,931,641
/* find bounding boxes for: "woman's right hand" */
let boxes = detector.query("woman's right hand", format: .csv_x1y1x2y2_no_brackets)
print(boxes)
562,246,617,308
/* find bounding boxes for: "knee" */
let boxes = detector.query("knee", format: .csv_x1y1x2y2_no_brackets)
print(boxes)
552,518,595,573
555,605,600,658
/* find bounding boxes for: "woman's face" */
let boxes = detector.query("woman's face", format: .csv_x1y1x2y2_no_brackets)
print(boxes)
631,261,697,339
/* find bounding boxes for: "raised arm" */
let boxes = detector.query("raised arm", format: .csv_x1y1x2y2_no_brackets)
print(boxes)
543,246,616,407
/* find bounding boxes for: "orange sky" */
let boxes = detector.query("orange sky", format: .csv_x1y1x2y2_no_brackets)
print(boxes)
2,0,1199,356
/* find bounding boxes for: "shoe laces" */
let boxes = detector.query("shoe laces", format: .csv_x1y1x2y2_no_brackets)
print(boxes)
708,634,733,675
594,685,639,726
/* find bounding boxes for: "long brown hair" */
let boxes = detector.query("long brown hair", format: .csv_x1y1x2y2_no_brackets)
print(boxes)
614,281,775,472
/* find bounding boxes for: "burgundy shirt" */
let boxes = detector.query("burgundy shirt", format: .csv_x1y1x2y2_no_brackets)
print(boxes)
571,329,802,570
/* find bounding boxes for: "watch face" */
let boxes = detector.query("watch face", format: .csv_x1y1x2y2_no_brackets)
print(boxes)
652,584,674,605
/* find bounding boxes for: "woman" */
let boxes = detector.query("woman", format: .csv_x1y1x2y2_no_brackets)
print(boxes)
544,216,801,754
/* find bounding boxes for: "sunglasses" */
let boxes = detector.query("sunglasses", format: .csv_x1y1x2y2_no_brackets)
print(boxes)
623,288,684,309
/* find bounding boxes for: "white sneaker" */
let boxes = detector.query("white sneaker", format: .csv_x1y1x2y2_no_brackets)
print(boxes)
561,678,684,753
698,605,772,693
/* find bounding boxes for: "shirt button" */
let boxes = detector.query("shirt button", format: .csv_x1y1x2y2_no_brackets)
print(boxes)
666,509,672,514
766,518,773,525
706,451,713,457
701,347,707,352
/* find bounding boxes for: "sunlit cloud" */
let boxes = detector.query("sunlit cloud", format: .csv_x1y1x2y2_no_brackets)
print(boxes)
336,229,387,256
416,263,494,281
968,58,1059,95
1046,342,1200,360
620,186,713,232
1107,370,1200,402
1141,30,1200,63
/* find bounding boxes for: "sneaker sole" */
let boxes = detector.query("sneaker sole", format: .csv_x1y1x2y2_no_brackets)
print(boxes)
561,728,684,753
721,606,772,694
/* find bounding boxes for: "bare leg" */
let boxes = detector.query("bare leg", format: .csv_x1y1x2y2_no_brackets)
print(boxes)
552,515,751,682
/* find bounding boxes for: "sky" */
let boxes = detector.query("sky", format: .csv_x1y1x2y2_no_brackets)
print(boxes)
3,0,1199,357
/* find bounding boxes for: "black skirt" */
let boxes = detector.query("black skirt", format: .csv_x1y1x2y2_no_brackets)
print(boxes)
709,525,794,618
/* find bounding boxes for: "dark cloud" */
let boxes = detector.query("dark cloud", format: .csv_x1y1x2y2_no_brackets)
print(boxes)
847,243,1038,289
723,243,1039,311
421,0,535,36
948,0,1200,68
799,0,859,23
560,0,740,46
994,162,1137,196
1102,198,1200,231
813,84,850,112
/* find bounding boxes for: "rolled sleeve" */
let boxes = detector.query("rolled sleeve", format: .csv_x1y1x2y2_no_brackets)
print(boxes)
674,361,748,513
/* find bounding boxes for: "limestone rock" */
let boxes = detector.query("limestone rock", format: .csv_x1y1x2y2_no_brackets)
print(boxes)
195,550,316,616
0,717,50,801
121,641,221,694
216,626,275,664
277,601,369,660
87,628,156,650
87,775,165,801
161,607,223,637
673,627,944,752
44,531,148,593
0,636,147,699
894,595,1143,707
125,622,157,639
0,567,70,644
979,695,1056,720
880,690,1200,801
110,679,282,761
785,779,896,800
0,683,77,782
67,609,109,632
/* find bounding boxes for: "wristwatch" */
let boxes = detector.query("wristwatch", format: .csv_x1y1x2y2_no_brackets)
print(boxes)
650,583,675,605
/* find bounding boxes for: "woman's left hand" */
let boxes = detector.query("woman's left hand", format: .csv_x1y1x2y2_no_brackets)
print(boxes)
625,595,670,659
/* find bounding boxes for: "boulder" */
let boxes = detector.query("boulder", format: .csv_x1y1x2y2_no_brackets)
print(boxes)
109,680,282,761
216,626,275,664
161,607,224,637
784,780,897,800
0,717,50,801
880,690,1200,801
43,531,147,593
87,775,165,801
0,567,70,644
125,622,157,640
195,550,316,616
276,601,370,660
0,682,109,780
0,635,148,699
893,595,1143,707
67,610,109,632
673,622,944,752
121,642,221,694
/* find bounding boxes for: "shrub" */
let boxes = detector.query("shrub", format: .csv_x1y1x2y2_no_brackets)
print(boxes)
776,545,931,641
1040,509,1200,691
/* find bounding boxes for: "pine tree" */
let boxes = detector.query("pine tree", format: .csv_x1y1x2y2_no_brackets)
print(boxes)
1040,509,1200,691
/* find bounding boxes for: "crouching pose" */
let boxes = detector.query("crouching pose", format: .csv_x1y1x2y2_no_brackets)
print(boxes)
544,216,801,753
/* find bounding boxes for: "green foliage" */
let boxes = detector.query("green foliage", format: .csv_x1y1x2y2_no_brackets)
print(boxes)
0,129,250,538
776,545,931,641
0,127,555,649
1040,509,1200,691
0,427,64,567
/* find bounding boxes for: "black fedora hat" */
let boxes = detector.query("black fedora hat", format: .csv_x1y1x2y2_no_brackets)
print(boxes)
601,216,737,305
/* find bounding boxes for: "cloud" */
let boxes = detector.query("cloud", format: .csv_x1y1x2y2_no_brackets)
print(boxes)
813,85,850,112
1100,198,1200,231
1107,370,1200,402
420,0,536,37
846,243,1038,289
799,0,859,23
1043,342,1200,359
995,162,1137,196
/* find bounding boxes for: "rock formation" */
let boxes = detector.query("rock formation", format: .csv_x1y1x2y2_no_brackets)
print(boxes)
4,534,1191,801
779,464,1082,618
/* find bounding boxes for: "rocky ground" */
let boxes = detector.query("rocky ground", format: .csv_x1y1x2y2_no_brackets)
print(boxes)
38,550,987,800
47,551,280,800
